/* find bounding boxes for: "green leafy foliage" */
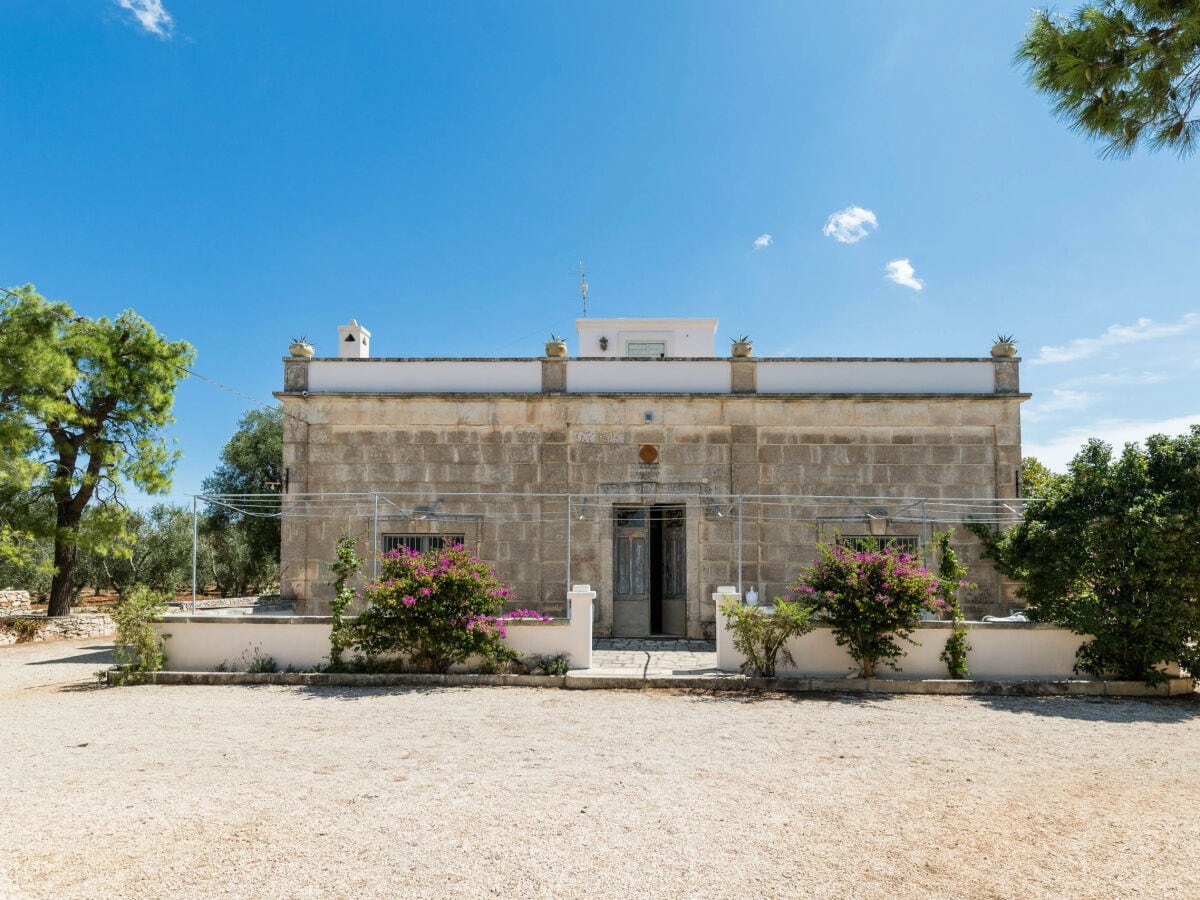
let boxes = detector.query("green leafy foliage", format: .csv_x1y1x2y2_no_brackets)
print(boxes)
793,537,946,677
327,532,364,669
77,503,193,599
200,525,277,598
1020,455,1065,500
110,587,169,685
977,428,1200,683
1017,2,1200,157
351,542,517,674
0,495,55,599
201,407,283,596
934,530,974,679
0,286,195,616
719,596,814,677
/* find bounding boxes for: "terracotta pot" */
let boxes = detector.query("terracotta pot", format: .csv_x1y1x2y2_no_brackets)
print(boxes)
545,341,567,358
289,342,315,358
731,341,753,358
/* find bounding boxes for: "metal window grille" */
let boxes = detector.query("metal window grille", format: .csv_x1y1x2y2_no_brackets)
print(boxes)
836,535,922,554
380,534,465,554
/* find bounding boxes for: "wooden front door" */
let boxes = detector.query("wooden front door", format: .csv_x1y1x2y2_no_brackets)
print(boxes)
612,505,687,636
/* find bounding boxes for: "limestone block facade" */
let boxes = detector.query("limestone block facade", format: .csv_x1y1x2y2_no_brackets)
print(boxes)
276,330,1028,638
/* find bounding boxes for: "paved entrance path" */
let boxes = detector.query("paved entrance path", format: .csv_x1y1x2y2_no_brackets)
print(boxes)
590,638,724,677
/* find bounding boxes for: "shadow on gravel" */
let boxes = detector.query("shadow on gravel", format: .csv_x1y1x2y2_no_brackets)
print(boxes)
295,684,451,701
27,649,115,666
57,680,107,693
968,693,1200,723
685,690,909,706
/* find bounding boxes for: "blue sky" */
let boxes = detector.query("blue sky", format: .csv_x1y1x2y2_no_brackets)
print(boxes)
3,1,1198,503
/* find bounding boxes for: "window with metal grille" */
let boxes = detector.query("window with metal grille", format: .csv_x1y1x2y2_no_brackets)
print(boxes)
380,534,465,554
836,535,922,554
624,341,667,358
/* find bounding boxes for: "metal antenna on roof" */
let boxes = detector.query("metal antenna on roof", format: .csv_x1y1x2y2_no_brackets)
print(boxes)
578,261,588,318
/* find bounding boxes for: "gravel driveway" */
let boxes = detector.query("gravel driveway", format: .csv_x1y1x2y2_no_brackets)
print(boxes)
1,637,1198,899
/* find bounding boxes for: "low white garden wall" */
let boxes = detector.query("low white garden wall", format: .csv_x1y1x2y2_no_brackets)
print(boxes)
714,592,1090,680
153,589,595,672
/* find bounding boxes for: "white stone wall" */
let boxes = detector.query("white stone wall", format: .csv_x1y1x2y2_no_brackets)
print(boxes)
152,592,595,671
714,600,1087,679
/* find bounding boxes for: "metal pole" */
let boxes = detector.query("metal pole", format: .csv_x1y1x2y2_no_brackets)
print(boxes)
921,499,928,564
565,495,572,616
737,496,743,595
191,496,198,614
372,493,379,581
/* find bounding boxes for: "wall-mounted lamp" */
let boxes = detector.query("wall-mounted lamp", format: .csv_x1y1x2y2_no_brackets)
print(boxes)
708,497,725,518
577,497,588,520
414,498,444,520
599,336,609,351
265,467,289,494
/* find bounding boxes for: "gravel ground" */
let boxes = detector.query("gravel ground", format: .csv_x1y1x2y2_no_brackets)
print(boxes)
2,638,1199,899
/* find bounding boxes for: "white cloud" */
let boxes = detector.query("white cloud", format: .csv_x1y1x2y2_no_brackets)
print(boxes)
1058,369,1168,388
1022,388,1096,422
884,258,923,291
1025,414,1200,473
822,206,877,244
753,234,773,251
1034,313,1199,365
116,0,173,37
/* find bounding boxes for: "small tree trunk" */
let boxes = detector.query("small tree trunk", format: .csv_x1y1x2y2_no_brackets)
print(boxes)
48,516,79,618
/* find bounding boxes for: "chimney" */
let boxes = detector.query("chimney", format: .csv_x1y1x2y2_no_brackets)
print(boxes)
337,318,371,359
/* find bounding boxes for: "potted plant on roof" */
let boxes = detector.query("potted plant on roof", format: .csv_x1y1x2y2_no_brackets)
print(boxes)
990,333,1017,358
289,335,315,358
545,334,567,358
731,334,753,358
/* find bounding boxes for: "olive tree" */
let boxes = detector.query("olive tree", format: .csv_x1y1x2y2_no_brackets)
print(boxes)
201,407,283,596
0,285,194,616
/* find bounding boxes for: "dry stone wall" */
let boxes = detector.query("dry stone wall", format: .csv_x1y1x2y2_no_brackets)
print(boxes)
0,613,116,645
0,590,33,613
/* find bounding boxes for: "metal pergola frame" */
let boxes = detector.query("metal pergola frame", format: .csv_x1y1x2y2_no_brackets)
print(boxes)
187,491,1037,613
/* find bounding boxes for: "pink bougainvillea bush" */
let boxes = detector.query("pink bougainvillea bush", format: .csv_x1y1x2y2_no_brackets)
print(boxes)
352,543,519,673
792,538,946,677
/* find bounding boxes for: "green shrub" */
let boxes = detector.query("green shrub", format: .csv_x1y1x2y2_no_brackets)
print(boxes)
528,653,571,676
110,587,169,685
975,434,1200,684
934,530,974,679
794,537,945,677
327,532,364,669
238,645,277,674
720,597,814,677
351,542,518,674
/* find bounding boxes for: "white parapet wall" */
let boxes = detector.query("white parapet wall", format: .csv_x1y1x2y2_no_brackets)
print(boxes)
297,356,1002,396
566,359,731,393
714,596,1089,679
307,359,544,393
755,360,995,394
153,590,595,672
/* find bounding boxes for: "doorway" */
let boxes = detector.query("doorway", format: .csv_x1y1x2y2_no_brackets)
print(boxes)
612,505,686,636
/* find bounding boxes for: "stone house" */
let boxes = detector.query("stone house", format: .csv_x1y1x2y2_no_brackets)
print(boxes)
276,318,1027,637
